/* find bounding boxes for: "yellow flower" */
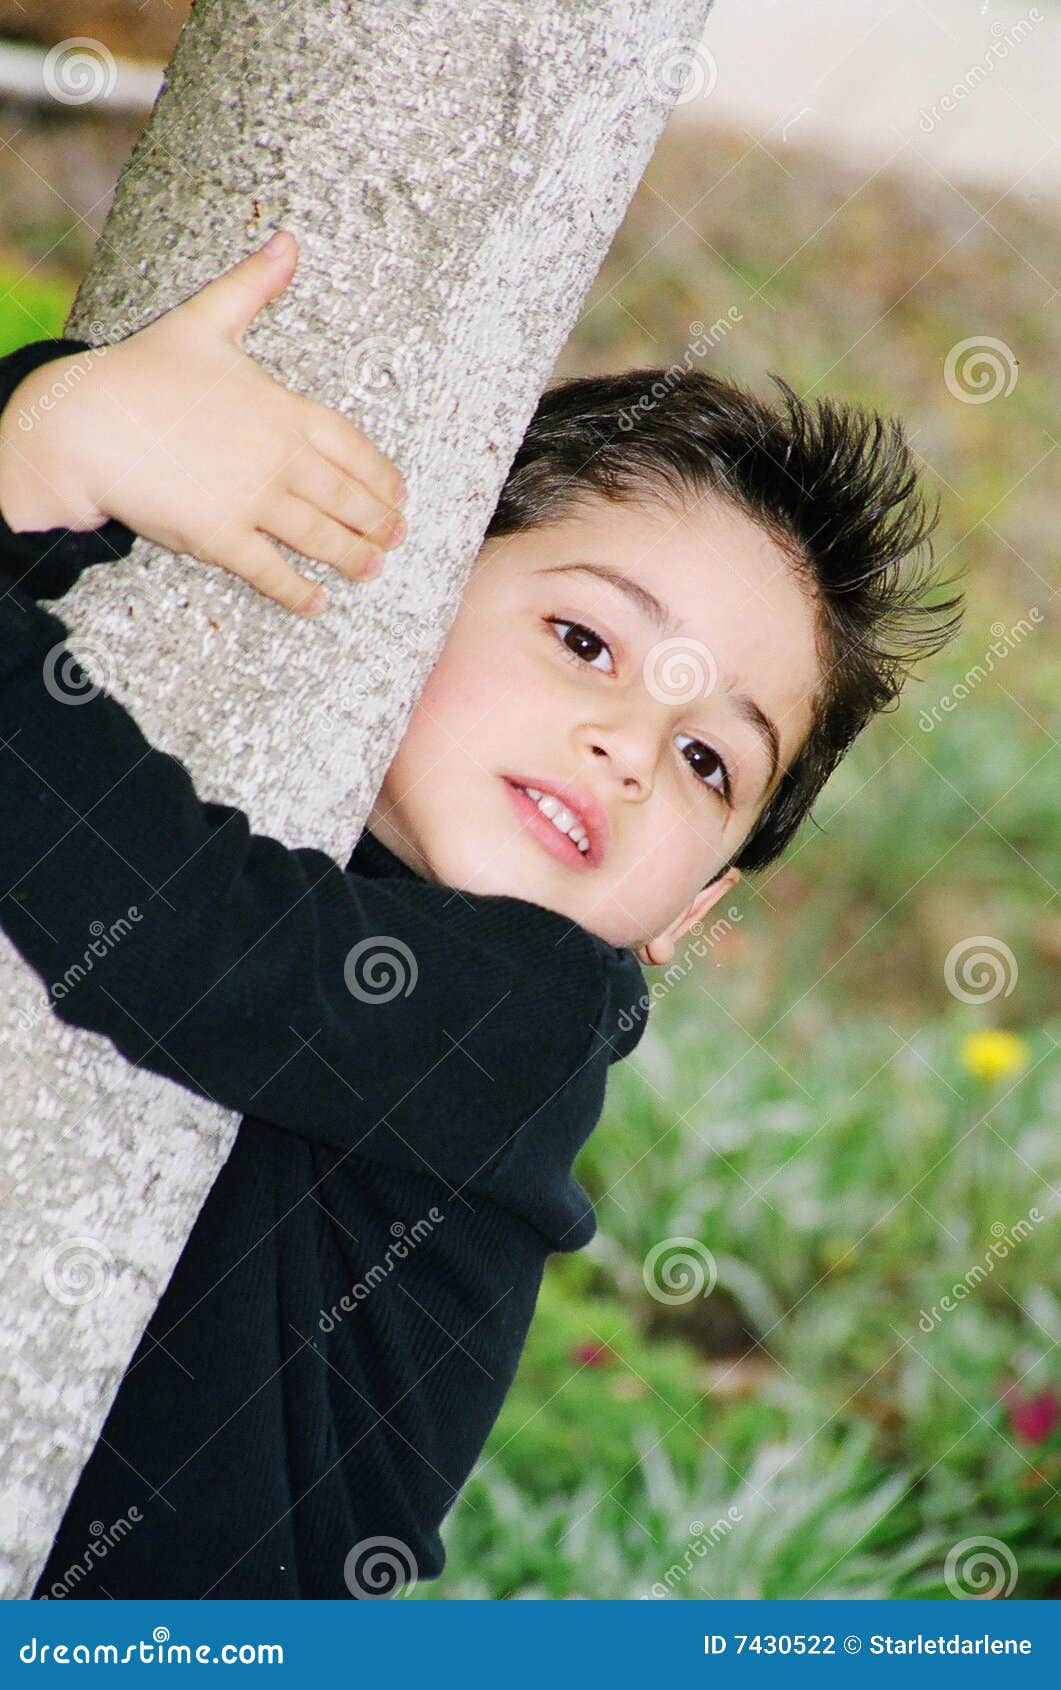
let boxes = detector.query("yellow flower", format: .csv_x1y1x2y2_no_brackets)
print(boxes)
820,1235,857,1275
960,1029,1029,1083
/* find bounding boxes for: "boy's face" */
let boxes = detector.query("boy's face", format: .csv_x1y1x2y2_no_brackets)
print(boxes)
367,493,823,964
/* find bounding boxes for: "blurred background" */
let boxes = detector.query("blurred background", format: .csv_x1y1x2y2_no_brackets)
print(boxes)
1,0,1057,1599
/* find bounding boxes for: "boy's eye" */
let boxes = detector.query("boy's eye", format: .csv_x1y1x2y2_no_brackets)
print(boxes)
547,618,615,674
546,618,731,804
676,733,730,803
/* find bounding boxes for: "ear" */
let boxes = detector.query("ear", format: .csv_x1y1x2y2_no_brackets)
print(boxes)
634,868,741,968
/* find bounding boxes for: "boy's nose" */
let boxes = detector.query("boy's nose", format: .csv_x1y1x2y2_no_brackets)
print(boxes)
590,740,652,799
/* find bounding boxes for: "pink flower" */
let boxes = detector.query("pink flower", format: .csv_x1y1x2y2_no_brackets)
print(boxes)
1002,1383,1059,1445
570,1340,615,1368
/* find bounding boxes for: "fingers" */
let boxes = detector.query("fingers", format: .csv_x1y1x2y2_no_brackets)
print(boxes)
184,231,298,344
210,529,328,616
287,451,405,551
302,404,407,513
262,493,386,581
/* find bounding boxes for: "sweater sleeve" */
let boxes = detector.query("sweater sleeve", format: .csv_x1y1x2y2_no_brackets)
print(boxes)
0,338,137,600
0,581,643,1221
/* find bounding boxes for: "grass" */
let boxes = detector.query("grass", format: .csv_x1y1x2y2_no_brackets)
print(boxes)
2,115,1057,1600
415,1010,1060,1599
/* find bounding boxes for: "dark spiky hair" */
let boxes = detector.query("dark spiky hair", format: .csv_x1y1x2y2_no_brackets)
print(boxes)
485,367,964,881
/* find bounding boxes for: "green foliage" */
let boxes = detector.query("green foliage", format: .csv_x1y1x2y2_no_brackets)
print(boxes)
420,1007,1059,1598
0,265,74,356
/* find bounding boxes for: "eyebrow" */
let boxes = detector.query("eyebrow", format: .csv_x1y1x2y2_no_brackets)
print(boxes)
534,559,782,803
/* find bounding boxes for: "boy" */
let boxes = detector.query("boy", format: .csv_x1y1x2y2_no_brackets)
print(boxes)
0,234,962,1599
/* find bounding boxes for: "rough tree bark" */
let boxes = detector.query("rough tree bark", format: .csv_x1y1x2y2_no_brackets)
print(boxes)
0,0,713,1595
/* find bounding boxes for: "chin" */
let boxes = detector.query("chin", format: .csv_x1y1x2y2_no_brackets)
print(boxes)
422,818,622,942
418,828,513,898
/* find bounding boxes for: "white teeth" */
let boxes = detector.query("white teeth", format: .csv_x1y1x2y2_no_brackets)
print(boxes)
517,785,591,854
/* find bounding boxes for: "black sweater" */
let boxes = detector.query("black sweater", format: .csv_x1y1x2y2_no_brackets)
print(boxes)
0,338,648,1600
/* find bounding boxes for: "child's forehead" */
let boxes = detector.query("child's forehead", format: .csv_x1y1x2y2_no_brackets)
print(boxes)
477,495,807,618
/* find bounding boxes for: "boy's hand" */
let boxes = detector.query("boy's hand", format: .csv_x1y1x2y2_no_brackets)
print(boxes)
0,230,408,616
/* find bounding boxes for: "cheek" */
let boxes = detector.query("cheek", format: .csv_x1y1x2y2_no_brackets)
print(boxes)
408,638,479,725
639,810,716,895
428,624,531,732
397,632,511,764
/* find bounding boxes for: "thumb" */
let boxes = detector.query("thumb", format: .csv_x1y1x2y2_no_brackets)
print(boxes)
191,230,297,342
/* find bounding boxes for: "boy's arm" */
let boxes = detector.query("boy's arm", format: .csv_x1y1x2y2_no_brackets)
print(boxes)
0,580,632,1205
0,338,137,600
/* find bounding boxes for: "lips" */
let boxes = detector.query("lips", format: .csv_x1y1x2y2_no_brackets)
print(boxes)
502,775,609,870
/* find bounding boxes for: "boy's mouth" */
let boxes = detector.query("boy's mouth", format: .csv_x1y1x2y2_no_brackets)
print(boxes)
502,776,608,871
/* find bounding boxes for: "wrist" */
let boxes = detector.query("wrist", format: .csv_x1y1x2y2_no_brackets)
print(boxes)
0,351,108,533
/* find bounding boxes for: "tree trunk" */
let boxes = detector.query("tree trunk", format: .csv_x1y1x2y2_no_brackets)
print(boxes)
0,0,713,1595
